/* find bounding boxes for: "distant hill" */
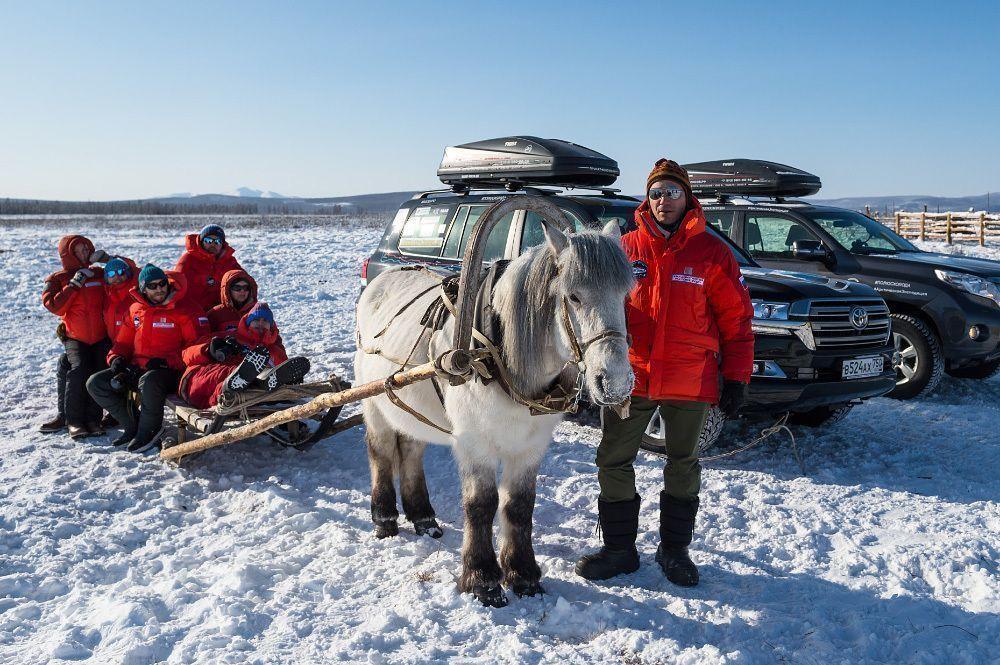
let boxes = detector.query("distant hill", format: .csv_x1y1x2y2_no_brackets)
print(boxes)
809,193,999,214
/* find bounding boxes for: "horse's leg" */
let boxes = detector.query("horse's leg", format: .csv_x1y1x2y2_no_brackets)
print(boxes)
363,401,400,538
455,446,506,607
397,434,442,538
499,451,544,598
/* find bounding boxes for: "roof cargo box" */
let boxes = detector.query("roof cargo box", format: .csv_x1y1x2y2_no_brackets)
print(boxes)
683,159,822,198
437,137,620,188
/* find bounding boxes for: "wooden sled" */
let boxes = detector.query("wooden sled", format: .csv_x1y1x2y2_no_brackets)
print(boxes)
164,375,363,455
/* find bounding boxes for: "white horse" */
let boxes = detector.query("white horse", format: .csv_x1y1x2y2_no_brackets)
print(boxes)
354,218,635,607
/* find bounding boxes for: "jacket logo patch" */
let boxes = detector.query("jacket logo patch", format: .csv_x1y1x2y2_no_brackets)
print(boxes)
739,275,748,290
198,317,209,325
152,321,176,329
133,316,140,329
207,278,215,285
672,274,705,286
683,267,693,275
632,260,648,279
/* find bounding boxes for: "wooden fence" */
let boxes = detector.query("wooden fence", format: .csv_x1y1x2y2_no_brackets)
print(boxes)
870,210,1000,246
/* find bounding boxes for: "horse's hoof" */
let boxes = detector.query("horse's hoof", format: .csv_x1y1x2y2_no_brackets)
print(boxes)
413,518,443,539
511,580,544,598
473,584,508,608
374,520,399,539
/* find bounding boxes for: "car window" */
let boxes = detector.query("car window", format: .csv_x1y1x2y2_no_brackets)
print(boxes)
803,209,917,253
521,209,585,251
704,210,736,239
439,204,515,261
745,215,818,259
397,205,454,256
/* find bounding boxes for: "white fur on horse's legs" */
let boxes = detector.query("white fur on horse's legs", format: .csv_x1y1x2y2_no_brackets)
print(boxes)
362,400,400,538
499,449,545,596
454,443,507,607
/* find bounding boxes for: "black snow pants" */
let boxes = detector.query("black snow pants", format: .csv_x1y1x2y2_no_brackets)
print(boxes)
87,366,180,437
63,338,111,426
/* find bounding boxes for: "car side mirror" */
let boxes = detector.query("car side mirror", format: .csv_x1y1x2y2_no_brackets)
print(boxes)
792,239,831,262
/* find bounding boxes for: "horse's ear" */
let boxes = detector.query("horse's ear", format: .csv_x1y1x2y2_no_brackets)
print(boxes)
602,220,622,240
541,219,569,255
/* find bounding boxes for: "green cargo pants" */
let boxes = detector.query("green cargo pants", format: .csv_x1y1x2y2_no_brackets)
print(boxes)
596,396,710,503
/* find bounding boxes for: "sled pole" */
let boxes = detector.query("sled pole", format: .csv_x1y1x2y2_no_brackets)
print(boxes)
160,361,441,461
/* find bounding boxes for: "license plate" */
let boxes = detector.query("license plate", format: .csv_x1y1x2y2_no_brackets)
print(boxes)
842,356,884,379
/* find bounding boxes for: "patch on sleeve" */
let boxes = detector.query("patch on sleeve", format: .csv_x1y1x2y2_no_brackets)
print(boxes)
739,275,748,290
133,315,141,329
631,260,648,279
198,316,209,325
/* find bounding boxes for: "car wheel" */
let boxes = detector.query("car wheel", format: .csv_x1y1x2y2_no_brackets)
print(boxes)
640,405,727,457
886,313,944,399
787,403,854,427
945,358,1000,380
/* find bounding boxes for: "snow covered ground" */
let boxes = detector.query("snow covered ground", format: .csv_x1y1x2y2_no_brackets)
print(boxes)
1,217,997,664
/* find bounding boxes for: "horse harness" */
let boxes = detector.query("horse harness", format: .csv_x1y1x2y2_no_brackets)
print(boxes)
358,262,627,433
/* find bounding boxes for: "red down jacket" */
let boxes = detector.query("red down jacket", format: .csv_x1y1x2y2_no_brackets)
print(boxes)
42,235,108,344
175,233,245,312
179,311,288,408
206,269,258,333
622,198,754,403
108,272,210,371
103,256,139,343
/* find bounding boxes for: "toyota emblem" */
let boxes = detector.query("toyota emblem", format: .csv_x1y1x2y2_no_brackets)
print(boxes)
850,306,869,330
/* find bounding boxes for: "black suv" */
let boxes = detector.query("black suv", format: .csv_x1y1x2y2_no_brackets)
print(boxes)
685,159,1000,398
362,138,896,449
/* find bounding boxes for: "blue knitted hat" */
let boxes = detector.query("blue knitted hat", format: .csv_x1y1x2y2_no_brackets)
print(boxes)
198,224,225,243
138,264,167,290
244,302,274,326
104,257,131,282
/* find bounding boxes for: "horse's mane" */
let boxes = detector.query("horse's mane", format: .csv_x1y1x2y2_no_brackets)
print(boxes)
492,231,633,397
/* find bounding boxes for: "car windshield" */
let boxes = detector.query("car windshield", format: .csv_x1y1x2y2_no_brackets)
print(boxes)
803,209,919,254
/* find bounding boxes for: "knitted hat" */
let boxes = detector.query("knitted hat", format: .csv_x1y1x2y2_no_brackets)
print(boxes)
138,264,167,290
244,302,274,327
646,158,692,197
104,257,132,281
198,224,225,244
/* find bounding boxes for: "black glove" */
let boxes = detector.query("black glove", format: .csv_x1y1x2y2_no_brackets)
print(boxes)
209,337,236,362
145,358,169,371
109,356,126,374
718,380,748,418
69,268,94,288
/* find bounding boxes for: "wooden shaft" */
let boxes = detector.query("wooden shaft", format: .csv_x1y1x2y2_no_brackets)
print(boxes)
160,362,439,461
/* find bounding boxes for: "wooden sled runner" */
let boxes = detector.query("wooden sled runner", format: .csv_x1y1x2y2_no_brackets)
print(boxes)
162,374,364,460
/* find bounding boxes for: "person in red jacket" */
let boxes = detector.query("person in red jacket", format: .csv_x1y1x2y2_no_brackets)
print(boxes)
207,269,258,333
103,256,140,343
87,264,209,453
576,159,754,587
175,224,245,311
41,235,112,439
179,303,309,409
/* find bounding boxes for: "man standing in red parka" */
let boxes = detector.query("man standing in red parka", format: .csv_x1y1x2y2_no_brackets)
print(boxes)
41,235,110,439
175,224,245,311
576,159,754,587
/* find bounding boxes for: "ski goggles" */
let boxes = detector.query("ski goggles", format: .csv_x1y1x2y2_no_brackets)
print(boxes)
648,186,685,201
105,266,130,280
144,279,169,291
201,236,223,245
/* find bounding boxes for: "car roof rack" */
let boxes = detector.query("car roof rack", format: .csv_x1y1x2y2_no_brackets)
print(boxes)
414,183,627,200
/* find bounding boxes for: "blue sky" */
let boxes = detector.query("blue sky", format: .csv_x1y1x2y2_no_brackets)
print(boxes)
0,1,997,200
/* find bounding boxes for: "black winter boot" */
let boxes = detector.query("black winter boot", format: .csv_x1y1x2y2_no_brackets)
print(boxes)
221,349,271,400
656,491,699,587
256,356,310,391
575,494,641,580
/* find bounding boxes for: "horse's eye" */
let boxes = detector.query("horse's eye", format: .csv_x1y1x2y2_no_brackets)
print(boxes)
569,293,581,305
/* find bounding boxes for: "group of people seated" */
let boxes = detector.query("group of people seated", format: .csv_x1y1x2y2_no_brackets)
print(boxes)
40,224,310,453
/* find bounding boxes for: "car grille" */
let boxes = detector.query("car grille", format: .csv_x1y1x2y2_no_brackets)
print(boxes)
807,300,891,348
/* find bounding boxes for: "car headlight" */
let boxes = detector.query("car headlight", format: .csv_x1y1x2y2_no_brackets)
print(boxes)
935,270,1000,308
751,300,790,320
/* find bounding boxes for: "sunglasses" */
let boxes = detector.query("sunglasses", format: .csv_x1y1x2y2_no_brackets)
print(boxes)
202,236,223,245
230,284,250,292
649,186,685,201
105,267,129,279
144,279,169,290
